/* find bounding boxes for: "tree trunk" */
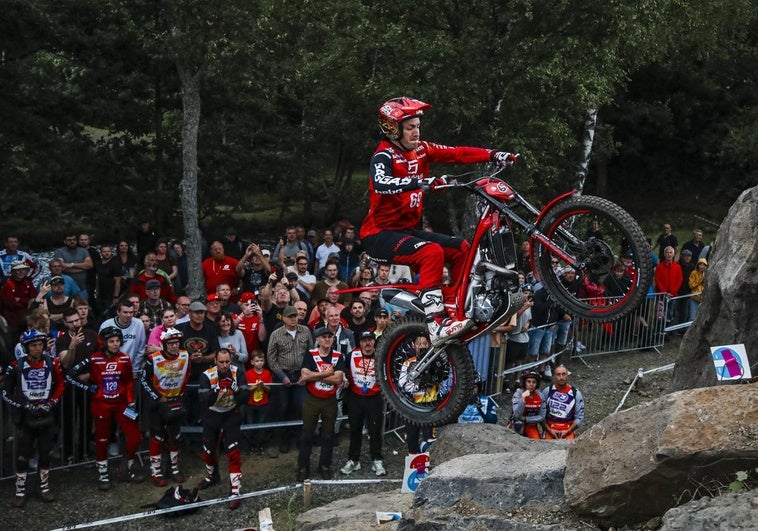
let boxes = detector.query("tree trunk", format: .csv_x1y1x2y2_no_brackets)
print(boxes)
177,64,204,300
575,109,598,193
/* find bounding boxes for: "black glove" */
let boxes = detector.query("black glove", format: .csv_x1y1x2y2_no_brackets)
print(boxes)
491,151,519,166
419,176,448,193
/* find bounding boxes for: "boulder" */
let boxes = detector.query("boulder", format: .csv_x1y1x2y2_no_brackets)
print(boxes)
673,185,758,390
297,490,413,531
564,382,758,526
430,423,570,466
401,449,572,530
659,490,758,530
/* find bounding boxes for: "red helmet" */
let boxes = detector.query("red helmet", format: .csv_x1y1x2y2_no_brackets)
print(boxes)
377,97,431,140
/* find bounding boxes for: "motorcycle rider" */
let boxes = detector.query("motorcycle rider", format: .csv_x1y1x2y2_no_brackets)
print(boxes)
360,96,518,346
197,348,249,510
140,327,191,486
2,329,65,507
67,326,144,490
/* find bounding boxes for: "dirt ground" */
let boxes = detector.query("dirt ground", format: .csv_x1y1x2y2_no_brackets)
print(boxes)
0,337,681,530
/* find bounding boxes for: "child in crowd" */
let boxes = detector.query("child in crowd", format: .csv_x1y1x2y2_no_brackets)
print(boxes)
244,351,272,455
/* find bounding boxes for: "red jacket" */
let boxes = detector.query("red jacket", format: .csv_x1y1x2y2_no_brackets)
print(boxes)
654,260,683,296
360,140,492,238
0,277,37,329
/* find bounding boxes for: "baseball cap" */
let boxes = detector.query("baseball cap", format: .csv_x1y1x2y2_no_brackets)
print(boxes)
375,308,389,317
314,327,335,338
189,301,207,312
681,249,693,256
146,279,161,289
239,291,257,302
261,249,271,257
282,305,298,317
286,272,298,281
206,293,220,303
359,330,376,341
307,230,317,237
50,275,64,284
10,261,30,271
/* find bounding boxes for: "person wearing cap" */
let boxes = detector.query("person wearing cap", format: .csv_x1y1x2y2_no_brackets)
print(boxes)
1,261,38,336
676,248,696,324
297,326,346,481
688,258,707,319
0,235,40,281
130,251,177,304
176,300,220,424
236,292,266,365
29,273,73,333
138,278,173,331
205,293,223,324
44,258,81,300
236,241,272,295
511,370,546,439
222,227,247,260
372,307,391,338
336,238,360,283
340,331,386,476
540,364,584,439
266,305,313,456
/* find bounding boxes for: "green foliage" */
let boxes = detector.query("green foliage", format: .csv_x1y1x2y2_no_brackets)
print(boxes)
728,468,758,492
1,0,757,242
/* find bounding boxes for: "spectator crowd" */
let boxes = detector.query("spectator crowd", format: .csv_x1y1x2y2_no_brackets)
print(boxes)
0,219,708,508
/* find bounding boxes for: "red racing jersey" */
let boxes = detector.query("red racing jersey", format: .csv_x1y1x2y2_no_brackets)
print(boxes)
360,139,493,238
68,351,135,404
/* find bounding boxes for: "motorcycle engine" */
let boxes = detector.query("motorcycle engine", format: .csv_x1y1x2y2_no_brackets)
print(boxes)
471,270,507,322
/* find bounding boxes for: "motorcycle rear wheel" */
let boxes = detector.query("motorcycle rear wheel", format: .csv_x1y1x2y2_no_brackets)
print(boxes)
375,315,474,427
531,195,652,321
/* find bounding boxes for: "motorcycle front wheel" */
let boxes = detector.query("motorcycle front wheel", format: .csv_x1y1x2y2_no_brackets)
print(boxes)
375,316,474,427
531,195,652,321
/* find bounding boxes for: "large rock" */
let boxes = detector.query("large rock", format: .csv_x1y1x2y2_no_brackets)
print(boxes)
673,185,758,390
401,449,572,530
297,490,413,531
659,490,758,530
395,423,577,530
430,423,570,465
564,382,758,526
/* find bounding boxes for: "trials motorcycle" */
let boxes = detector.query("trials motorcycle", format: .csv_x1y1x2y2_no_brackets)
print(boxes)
372,164,652,426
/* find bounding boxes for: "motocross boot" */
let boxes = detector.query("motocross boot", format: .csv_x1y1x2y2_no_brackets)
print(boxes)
421,289,472,347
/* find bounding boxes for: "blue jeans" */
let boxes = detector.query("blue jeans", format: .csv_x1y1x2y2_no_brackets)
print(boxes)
528,326,554,357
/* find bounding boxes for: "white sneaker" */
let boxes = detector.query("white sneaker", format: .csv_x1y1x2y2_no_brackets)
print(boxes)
371,460,386,476
340,460,361,475
429,318,473,347
576,341,587,352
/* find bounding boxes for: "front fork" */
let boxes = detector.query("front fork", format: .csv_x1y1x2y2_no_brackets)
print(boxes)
407,346,448,382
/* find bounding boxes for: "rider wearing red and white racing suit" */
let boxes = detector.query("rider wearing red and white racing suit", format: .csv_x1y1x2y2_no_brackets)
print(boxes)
360,96,517,346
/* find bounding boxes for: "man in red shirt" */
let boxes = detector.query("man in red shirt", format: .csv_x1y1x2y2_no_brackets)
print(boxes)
235,292,266,368
202,241,239,295
360,97,517,346
654,245,683,324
